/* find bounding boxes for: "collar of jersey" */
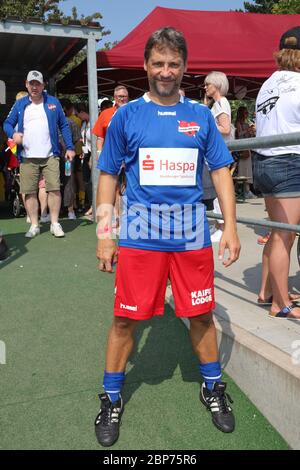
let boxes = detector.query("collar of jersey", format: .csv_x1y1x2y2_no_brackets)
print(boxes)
143,92,184,105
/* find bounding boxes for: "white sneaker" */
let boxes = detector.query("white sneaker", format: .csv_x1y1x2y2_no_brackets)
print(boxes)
40,213,51,223
50,222,65,238
210,229,223,243
244,191,257,199
25,225,40,238
68,211,76,220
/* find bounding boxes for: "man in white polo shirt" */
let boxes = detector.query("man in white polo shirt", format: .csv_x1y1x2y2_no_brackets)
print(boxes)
4,71,75,238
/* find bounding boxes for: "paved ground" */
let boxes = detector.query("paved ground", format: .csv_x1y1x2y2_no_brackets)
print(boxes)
212,199,300,356
0,202,290,450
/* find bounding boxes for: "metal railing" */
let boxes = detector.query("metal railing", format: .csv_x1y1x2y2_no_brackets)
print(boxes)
206,131,300,235
226,131,300,152
207,212,300,234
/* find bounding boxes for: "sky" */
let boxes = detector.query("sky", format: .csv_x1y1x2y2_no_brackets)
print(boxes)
62,0,250,45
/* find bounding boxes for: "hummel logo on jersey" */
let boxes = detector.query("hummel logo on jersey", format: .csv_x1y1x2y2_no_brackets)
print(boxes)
178,120,200,137
191,288,212,306
120,303,138,312
158,111,176,116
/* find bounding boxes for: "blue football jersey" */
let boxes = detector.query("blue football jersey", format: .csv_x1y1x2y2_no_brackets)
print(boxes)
98,93,233,251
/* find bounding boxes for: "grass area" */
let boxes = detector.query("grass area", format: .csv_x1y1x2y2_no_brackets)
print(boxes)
0,212,289,450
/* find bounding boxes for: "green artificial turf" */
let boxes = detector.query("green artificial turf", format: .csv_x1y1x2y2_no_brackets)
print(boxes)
0,213,289,450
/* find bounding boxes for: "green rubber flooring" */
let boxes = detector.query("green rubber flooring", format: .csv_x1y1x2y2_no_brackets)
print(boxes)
0,211,289,450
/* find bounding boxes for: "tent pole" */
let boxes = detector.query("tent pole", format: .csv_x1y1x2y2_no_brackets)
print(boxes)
87,37,99,223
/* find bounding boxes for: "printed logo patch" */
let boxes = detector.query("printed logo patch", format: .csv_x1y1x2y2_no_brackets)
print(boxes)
190,289,212,306
158,111,176,116
48,104,56,111
120,303,137,312
178,120,200,137
139,148,198,186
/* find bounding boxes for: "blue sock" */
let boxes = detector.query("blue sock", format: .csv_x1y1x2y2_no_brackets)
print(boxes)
103,371,125,403
198,361,222,391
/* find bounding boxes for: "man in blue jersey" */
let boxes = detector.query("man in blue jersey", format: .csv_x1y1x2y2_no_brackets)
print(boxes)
94,27,240,447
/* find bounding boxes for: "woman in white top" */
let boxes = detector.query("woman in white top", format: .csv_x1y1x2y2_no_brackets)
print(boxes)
204,71,232,243
254,27,300,319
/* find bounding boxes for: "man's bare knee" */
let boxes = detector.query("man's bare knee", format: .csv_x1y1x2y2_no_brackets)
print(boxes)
112,317,137,336
190,312,214,327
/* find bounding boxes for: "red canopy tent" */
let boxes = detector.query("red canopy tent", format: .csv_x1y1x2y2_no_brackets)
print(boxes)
57,8,300,99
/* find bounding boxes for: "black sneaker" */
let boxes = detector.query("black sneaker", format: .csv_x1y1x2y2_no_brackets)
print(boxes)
200,381,235,433
94,393,123,447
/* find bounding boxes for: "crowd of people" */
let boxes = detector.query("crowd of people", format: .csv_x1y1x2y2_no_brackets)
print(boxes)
0,22,299,448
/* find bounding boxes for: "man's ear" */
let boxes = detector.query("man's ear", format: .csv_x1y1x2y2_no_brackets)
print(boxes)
143,61,147,72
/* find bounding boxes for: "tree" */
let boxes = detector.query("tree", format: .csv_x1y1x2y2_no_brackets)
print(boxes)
0,0,108,28
272,0,300,14
242,1,280,13
0,1,111,94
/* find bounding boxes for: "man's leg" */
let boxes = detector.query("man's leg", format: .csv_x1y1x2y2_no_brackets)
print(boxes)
42,157,63,229
189,312,235,433
48,190,61,224
20,159,40,234
189,312,218,363
105,317,138,372
25,194,39,226
95,316,138,447
95,248,168,447
38,182,49,219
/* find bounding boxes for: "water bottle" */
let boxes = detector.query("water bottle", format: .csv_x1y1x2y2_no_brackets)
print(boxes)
65,159,71,177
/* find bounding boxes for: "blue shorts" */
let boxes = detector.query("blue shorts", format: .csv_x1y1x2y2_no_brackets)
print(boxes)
253,152,300,198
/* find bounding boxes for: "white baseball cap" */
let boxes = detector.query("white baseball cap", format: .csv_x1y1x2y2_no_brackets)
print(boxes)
27,70,44,84
98,97,109,107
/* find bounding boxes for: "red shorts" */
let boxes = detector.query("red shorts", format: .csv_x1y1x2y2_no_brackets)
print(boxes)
114,247,215,320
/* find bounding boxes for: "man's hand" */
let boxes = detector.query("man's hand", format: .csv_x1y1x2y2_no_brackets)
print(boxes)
12,132,23,145
97,238,118,273
218,228,241,268
65,149,75,161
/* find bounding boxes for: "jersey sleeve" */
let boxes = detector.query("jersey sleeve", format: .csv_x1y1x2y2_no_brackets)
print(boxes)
97,110,126,175
204,110,233,171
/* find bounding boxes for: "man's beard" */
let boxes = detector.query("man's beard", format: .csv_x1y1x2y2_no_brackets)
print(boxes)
150,78,180,98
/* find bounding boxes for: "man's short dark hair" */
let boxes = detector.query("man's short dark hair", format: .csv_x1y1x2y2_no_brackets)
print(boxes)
144,27,188,64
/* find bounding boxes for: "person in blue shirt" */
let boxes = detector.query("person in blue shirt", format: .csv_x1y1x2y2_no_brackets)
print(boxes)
4,71,75,238
94,28,240,447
